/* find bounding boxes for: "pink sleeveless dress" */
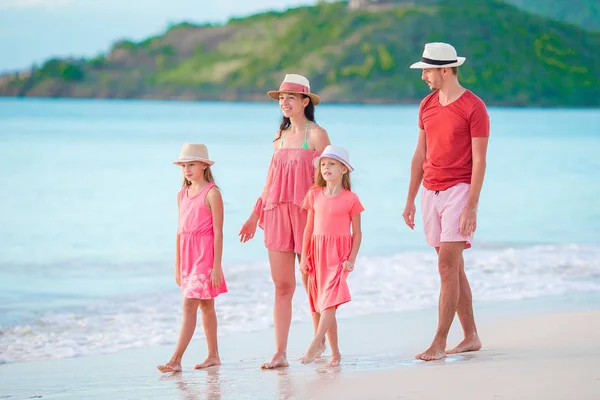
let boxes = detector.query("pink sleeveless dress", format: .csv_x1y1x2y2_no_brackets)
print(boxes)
254,148,319,221
178,183,227,299
302,187,364,313
253,148,320,253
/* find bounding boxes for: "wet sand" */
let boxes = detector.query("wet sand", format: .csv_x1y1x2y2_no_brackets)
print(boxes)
1,294,599,399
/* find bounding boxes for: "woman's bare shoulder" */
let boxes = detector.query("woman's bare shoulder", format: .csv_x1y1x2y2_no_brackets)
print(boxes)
308,123,330,151
308,122,327,134
272,129,283,150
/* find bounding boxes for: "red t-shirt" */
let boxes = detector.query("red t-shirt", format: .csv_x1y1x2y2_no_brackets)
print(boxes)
418,90,490,191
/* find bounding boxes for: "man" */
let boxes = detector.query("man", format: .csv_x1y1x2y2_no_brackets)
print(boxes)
403,42,490,361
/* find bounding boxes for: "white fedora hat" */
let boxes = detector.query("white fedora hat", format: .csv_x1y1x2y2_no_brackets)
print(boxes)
173,143,215,166
267,73,321,105
313,145,354,172
410,42,466,69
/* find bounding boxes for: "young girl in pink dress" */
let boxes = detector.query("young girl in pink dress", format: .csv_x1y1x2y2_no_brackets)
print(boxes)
299,145,364,368
158,143,227,373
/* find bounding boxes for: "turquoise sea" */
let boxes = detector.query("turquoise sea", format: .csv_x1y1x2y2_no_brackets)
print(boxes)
1,98,599,363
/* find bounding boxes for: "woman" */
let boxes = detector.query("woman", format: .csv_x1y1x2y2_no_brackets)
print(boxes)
239,73,332,369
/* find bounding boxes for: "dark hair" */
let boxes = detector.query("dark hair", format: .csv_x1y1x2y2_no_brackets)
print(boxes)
451,67,458,75
274,95,316,142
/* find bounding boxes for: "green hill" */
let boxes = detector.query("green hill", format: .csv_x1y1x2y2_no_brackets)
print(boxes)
1,0,599,106
504,0,600,31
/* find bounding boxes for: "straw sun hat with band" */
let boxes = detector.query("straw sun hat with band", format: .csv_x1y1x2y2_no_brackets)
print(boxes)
267,74,321,105
172,143,215,166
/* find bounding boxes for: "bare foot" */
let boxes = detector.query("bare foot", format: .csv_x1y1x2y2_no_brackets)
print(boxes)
317,341,326,358
447,336,482,354
415,343,446,361
261,353,289,369
325,356,341,368
157,362,182,373
300,340,322,365
297,340,326,361
193,356,221,369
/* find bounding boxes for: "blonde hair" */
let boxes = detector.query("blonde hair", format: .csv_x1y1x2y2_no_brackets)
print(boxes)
313,159,351,191
181,163,216,188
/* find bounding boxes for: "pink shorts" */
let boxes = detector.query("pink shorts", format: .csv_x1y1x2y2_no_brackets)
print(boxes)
421,183,473,249
263,203,307,254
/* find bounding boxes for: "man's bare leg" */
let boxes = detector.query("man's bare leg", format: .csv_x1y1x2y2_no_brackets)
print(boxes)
416,242,464,361
447,254,482,354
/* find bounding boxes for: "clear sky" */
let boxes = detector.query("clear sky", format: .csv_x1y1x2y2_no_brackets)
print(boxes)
0,0,316,72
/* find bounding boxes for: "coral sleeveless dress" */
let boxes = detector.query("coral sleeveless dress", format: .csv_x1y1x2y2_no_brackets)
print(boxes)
302,188,364,313
253,148,319,254
178,183,227,299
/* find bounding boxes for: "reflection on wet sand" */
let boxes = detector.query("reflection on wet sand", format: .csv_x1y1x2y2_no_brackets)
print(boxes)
155,352,488,399
161,366,222,400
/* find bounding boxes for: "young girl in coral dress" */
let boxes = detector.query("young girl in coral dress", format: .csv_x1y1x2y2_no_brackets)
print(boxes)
158,143,227,373
299,145,364,368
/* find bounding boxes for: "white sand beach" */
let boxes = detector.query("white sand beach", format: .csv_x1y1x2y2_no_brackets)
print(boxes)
1,293,599,400
316,310,600,400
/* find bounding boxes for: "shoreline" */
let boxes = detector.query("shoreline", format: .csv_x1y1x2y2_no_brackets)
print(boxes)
1,291,599,399
3,242,599,366
1,290,598,366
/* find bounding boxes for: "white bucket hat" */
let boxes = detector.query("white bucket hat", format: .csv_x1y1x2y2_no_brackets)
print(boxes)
267,73,321,105
313,145,354,172
173,143,215,166
410,42,466,69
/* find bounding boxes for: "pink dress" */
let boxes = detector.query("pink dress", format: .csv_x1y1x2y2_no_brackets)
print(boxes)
253,148,320,254
302,187,365,313
178,183,227,299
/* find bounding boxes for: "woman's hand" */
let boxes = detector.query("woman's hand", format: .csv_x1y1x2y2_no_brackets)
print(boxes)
239,214,259,243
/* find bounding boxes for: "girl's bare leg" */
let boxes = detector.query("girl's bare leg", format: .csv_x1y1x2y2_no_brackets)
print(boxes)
301,269,326,357
194,299,222,369
300,307,336,365
325,316,341,367
158,298,201,373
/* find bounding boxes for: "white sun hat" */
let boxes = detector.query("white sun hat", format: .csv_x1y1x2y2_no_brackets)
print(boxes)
313,145,354,172
267,73,321,105
173,143,215,166
410,42,466,69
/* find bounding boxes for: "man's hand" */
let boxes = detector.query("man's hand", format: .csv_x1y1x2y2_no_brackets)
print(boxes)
460,207,477,236
402,202,417,230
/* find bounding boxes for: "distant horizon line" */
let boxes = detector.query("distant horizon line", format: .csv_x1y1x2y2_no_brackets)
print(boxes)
1,96,598,110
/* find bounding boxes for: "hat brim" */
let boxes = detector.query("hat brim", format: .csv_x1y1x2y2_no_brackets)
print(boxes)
173,158,215,166
313,155,354,172
267,90,321,106
410,57,466,69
